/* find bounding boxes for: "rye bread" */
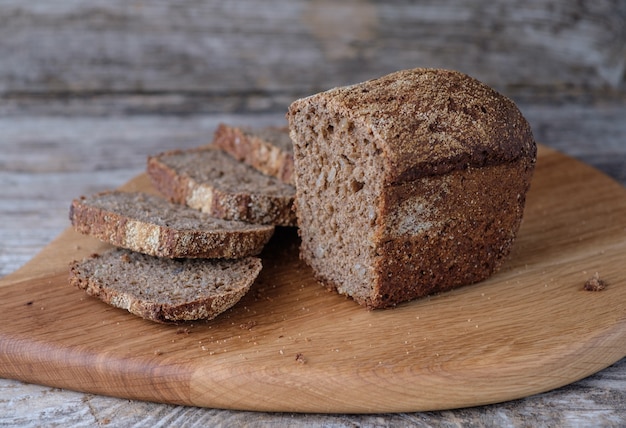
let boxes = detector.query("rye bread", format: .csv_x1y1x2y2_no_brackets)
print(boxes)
213,123,295,184
69,248,262,323
147,146,296,226
287,67,537,309
70,191,275,258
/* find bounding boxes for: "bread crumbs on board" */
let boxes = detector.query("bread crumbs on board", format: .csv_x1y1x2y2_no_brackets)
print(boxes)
239,320,257,330
584,272,607,291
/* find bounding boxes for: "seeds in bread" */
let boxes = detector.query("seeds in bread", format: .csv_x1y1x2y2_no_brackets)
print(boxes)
213,123,294,185
69,249,262,323
287,68,537,309
147,146,296,226
70,191,275,258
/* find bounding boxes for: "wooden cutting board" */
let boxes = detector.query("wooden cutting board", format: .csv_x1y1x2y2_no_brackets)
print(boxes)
1,145,625,413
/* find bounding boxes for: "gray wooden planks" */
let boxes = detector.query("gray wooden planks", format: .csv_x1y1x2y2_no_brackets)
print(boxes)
1,0,624,105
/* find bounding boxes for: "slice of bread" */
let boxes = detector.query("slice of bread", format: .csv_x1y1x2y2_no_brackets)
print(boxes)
147,146,296,226
213,123,294,184
69,249,262,323
70,191,275,259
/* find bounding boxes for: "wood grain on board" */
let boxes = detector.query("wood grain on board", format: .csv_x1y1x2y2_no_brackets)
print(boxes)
0,145,625,413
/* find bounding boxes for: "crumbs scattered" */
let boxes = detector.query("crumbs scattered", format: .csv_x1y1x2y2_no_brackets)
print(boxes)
295,353,306,364
239,320,257,330
154,350,163,356
25,301,33,306
584,272,607,292
176,327,191,335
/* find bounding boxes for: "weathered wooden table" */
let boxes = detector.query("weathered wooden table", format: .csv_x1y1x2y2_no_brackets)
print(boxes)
1,1,625,426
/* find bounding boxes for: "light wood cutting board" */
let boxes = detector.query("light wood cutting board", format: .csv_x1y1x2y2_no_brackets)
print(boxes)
0,145,625,413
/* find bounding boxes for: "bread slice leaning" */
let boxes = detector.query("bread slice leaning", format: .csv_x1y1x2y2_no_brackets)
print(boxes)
147,146,296,226
69,248,262,323
213,123,295,185
70,191,275,259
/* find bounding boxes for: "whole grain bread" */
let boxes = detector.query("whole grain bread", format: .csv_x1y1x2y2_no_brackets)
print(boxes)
70,191,275,258
213,123,294,184
69,248,262,323
287,67,537,309
147,146,296,226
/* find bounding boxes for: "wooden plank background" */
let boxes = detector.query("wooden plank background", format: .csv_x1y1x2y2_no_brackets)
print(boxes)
1,0,625,114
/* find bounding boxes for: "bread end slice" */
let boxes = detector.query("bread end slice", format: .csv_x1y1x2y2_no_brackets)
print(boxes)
147,146,296,226
213,123,294,185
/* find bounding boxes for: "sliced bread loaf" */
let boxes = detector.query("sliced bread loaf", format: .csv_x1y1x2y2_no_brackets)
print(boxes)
69,248,262,323
147,146,296,226
287,68,536,309
213,123,294,184
70,191,275,258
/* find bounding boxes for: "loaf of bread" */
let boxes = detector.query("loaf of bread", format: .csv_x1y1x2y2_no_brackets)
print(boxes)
70,191,275,259
213,123,294,184
148,146,297,226
69,249,262,323
287,68,537,309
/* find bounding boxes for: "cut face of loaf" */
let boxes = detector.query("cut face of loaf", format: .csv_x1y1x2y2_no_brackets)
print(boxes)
70,191,275,259
69,249,262,323
213,123,294,185
147,146,296,226
287,68,537,309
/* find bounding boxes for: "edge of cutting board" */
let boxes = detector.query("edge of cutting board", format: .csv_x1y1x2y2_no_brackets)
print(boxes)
1,145,625,413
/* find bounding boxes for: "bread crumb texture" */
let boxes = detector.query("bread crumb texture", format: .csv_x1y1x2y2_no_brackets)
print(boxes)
584,272,607,291
213,123,295,184
288,67,536,309
147,146,297,226
69,249,262,323
69,191,275,258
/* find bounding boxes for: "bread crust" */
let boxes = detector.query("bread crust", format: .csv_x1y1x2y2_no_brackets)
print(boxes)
70,191,275,259
213,123,295,185
147,146,297,226
69,249,262,323
289,68,536,185
288,67,537,309
370,160,534,308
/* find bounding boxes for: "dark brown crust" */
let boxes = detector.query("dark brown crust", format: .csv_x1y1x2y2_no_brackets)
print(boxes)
213,123,295,184
288,68,537,185
69,191,275,259
369,159,534,308
147,147,297,227
288,67,537,309
299,160,534,309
